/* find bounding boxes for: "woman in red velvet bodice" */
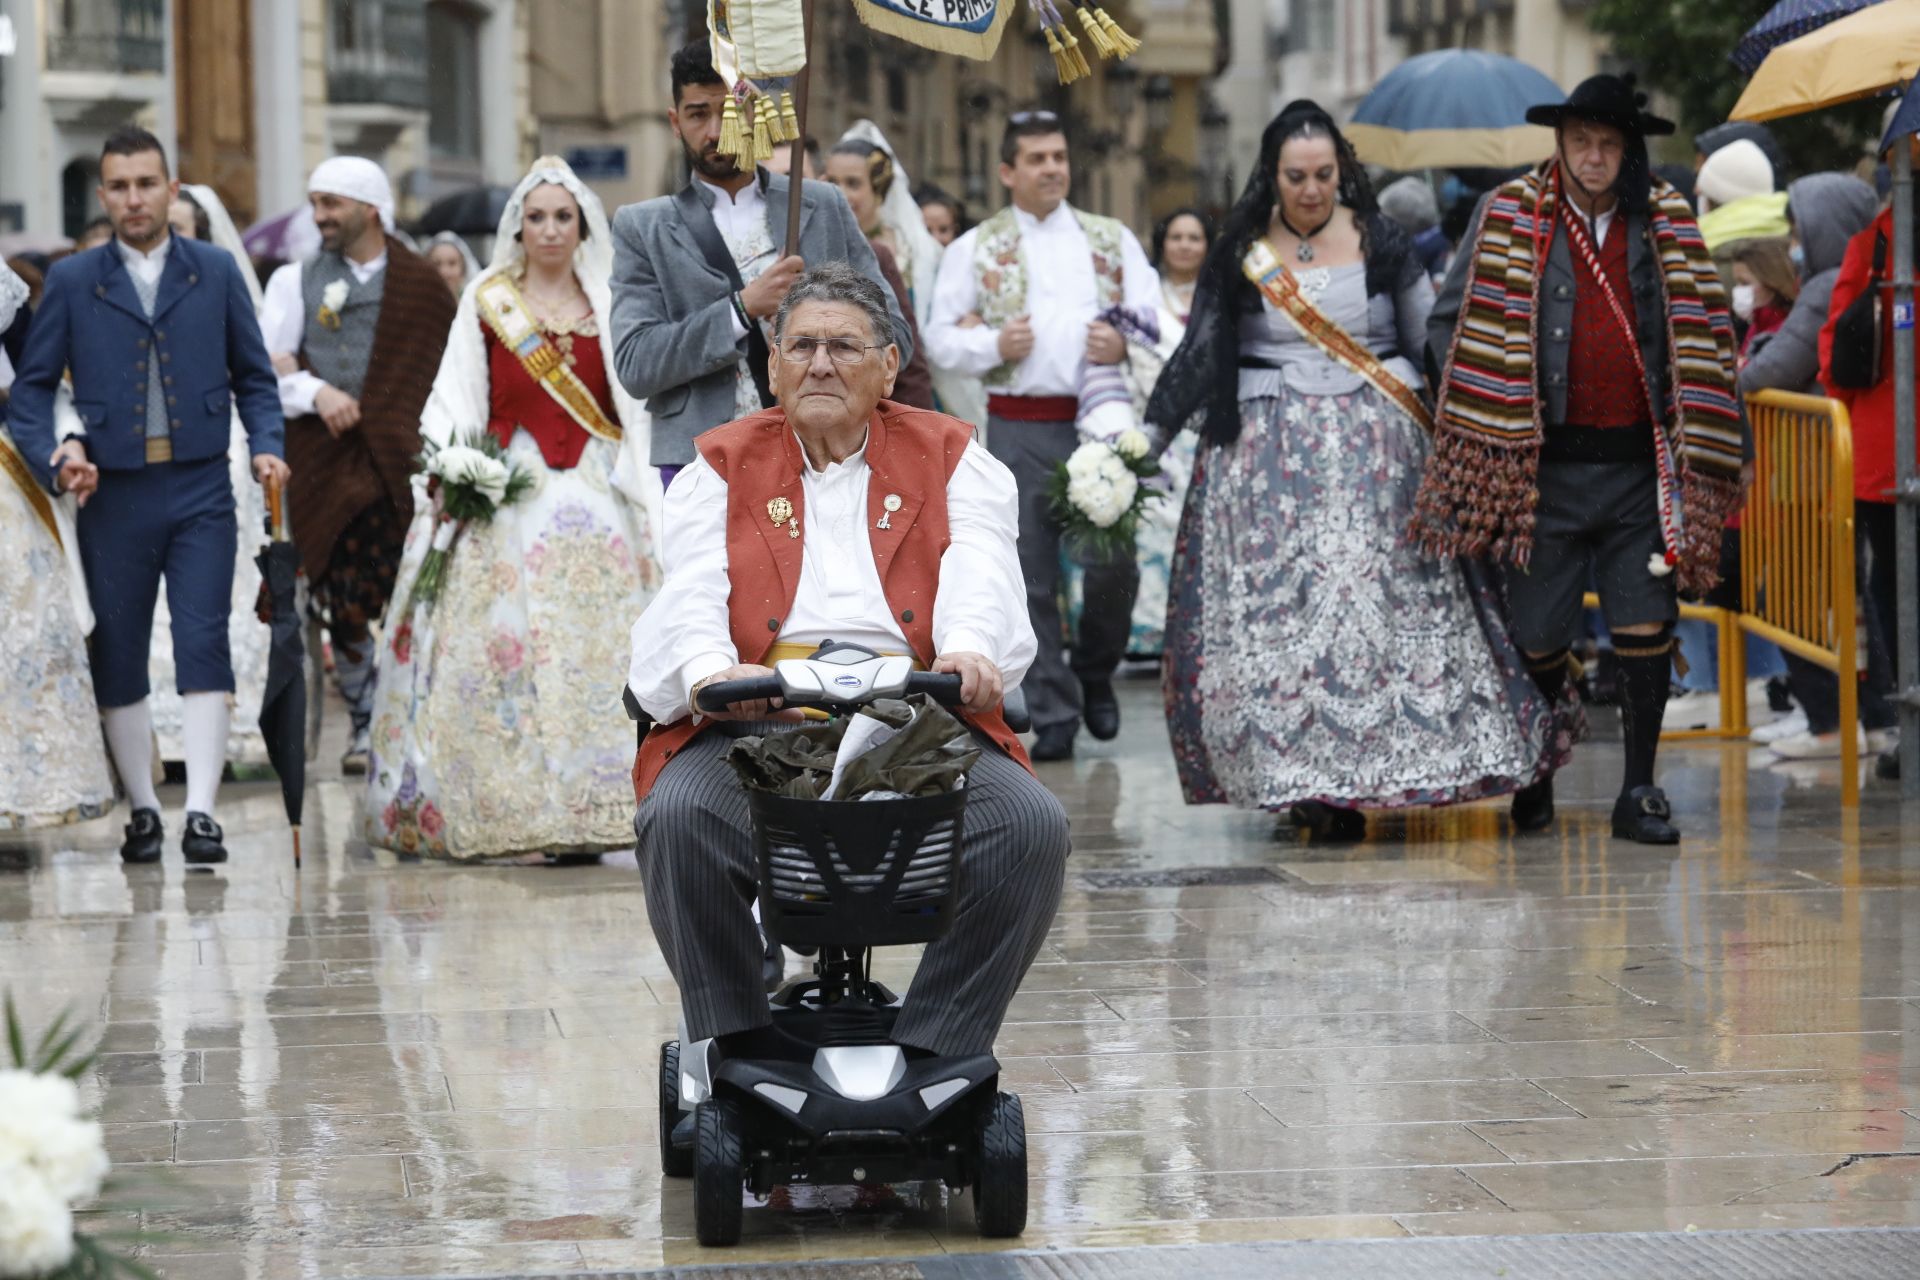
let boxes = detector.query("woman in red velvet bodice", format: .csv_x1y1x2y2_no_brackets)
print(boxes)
482,316,616,470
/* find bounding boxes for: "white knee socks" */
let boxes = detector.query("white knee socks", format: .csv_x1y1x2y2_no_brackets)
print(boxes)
181,692,229,817
102,701,161,812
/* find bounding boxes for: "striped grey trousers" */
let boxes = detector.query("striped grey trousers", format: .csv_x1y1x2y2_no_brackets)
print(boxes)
635,727,1071,1057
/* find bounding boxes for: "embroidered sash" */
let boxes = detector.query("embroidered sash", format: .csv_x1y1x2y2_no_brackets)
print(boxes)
474,274,622,443
1241,240,1433,433
0,430,61,548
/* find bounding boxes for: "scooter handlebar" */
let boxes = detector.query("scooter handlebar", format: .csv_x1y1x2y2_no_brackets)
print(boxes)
695,671,965,714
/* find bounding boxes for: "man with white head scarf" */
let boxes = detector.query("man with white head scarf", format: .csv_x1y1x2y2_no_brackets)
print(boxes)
260,155,456,772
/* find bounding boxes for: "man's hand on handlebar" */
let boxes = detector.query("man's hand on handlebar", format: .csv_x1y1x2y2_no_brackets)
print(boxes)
932,652,1003,717
691,664,805,723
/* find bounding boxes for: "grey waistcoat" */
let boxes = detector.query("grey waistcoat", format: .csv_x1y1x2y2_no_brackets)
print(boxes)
301,254,384,401
126,254,168,440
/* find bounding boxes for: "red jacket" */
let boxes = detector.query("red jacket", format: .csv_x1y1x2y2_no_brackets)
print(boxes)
1819,206,1915,503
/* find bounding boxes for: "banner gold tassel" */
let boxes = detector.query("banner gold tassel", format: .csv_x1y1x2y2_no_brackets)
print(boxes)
779,91,801,143
1076,6,1118,59
1095,7,1141,57
718,94,746,165
750,97,776,164
1066,26,1092,79
1044,26,1082,85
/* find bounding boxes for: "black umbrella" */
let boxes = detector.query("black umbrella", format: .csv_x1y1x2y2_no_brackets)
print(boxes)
256,482,308,869
413,186,514,237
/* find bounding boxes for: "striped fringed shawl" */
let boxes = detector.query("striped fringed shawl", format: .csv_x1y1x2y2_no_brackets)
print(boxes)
1409,161,1744,595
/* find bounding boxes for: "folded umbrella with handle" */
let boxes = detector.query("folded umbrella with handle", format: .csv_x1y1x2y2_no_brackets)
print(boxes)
256,480,309,869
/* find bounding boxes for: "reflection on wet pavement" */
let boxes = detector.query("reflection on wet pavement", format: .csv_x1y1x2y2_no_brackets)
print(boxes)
3,678,1919,1277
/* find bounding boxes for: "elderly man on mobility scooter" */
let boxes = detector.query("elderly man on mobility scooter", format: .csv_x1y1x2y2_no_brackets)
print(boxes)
626,262,1070,1243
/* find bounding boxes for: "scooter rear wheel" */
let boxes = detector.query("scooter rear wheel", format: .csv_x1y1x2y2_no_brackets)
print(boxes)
693,1097,746,1246
972,1091,1027,1237
658,1041,691,1178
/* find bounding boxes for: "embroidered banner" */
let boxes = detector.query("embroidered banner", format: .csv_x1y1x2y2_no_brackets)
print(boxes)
474,275,623,445
1241,240,1434,434
851,0,1014,60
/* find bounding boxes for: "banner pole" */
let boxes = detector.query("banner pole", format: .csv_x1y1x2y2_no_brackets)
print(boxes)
784,0,817,259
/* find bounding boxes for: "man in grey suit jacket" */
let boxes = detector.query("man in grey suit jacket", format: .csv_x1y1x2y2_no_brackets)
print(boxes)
609,42,911,479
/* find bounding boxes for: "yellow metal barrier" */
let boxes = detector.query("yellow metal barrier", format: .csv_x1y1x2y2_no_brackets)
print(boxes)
1577,392,1858,803
1740,390,1859,804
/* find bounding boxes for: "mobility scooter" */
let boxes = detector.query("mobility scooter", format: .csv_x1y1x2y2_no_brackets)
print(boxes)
630,642,1029,1246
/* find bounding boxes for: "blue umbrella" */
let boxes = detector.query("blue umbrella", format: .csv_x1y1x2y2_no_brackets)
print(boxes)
1731,0,1887,76
1348,49,1563,170
1881,72,1920,152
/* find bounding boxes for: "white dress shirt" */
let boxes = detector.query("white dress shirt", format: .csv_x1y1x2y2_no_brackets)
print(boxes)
116,234,172,294
627,432,1036,723
924,202,1159,398
260,251,390,416
700,176,768,344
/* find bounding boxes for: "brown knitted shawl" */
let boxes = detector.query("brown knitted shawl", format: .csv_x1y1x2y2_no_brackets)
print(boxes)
286,236,457,580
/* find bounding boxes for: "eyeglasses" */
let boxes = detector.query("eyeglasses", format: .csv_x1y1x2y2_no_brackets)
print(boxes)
1009,110,1060,126
777,336,885,365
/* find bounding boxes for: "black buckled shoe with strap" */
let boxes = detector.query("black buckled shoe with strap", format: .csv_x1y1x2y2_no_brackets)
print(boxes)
182,811,229,864
1611,785,1679,845
120,808,164,864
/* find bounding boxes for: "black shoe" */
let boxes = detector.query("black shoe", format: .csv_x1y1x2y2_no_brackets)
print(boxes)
1511,775,1556,833
120,808,164,864
1611,786,1679,845
1030,724,1076,761
1289,801,1367,841
181,811,228,864
1081,680,1120,741
1877,748,1900,782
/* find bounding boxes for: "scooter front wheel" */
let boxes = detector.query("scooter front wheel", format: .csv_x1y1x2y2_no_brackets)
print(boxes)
972,1091,1027,1237
658,1041,691,1178
693,1097,746,1246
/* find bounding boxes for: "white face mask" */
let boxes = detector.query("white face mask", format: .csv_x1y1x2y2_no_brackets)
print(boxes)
1731,283,1756,321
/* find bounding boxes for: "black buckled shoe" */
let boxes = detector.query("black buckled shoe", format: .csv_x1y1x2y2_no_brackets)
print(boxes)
1511,775,1556,833
1611,786,1680,845
1289,801,1367,842
1081,679,1120,741
182,811,229,864
1029,723,1076,762
120,808,164,864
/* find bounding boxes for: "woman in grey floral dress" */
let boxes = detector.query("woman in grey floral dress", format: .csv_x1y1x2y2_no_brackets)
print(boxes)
1145,101,1574,839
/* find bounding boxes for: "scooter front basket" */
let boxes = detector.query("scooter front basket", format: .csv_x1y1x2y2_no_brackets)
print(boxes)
747,787,966,948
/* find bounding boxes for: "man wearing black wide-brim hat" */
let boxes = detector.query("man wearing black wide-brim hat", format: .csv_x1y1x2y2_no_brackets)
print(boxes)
1410,73,1748,846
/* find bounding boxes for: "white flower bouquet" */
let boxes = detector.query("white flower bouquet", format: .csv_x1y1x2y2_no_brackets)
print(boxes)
0,997,150,1279
1048,429,1164,562
408,431,534,609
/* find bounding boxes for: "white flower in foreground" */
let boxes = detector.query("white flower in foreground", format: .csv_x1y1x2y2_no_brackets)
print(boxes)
1115,429,1149,460
0,1070,80,1125
321,279,350,313
0,1161,76,1276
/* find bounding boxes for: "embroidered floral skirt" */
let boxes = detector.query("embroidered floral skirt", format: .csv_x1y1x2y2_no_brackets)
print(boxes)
364,432,659,859
0,474,116,829
1164,388,1578,811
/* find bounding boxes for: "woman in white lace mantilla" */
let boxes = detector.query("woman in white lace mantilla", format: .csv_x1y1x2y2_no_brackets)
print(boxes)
364,157,663,861
1,260,118,829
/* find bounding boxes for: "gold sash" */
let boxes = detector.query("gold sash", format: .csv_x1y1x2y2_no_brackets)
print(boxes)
474,273,623,445
1241,240,1434,434
0,430,61,549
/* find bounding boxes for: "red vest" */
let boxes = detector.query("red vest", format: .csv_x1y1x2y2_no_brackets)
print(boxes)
630,401,1033,802
1564,214,1652,428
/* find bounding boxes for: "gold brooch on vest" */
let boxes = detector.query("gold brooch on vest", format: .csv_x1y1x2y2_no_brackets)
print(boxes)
877,493,901,530
768,496,798,539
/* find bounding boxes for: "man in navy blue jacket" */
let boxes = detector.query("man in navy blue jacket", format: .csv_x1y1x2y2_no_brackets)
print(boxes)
8,127,287,865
